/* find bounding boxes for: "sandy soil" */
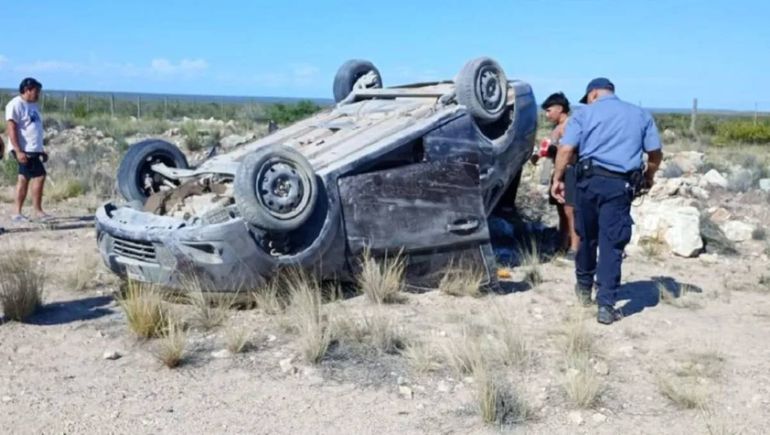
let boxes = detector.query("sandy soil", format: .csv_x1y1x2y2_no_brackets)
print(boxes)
1,194,769,435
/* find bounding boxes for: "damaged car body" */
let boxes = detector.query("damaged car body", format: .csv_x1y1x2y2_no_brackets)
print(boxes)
95,57,537,292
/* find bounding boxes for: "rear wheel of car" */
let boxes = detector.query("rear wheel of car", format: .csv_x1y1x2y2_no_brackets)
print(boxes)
456,57,508,125
234,145,318,232
333,59,383,103
117,139,189,204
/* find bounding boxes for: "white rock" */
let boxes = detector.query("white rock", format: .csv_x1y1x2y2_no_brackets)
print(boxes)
709,207,732,224
220,133,256,150
437,381,452,393
702,169,728,188
397,376,408,386
631,200,703,257
279,357,295,373
759,178,770,192
102,350,122,360
2,396,12,403
689,186,709,200
267,334,277,342
672,151,704,174
592,412,608,424
722,221,755,242
700,253,719,264
398,386,414,400
568,410,584,426
593,361,610,376
212,349,231,359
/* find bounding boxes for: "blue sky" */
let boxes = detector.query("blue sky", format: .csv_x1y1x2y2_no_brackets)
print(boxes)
0,0,767,110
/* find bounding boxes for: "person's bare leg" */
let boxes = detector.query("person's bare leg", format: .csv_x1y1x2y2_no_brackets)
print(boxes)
30,175,46,216
557,203,569,251
14,175,29,216
564,204,580,252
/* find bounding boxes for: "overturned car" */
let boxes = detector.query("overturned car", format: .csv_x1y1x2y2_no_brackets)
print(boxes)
96,57,537,291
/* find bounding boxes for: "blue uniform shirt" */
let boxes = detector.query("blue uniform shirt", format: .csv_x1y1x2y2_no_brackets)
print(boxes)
561,94,661,173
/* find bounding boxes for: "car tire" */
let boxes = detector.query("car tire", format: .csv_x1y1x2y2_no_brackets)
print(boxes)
333,59,383,103
234,145,318,232
117,139,189,204
455,57,508,125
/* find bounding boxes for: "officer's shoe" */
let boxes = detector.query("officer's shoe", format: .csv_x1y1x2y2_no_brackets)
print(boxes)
597,305,622,325
574,284,593,306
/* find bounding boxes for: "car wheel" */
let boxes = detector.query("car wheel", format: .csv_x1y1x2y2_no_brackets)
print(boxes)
234,145,318,232
333,59,383,103
117,139,189,204
456,57,508,124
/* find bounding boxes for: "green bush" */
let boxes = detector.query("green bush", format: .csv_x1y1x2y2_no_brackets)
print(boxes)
265,100,322,125
715,120,770,145
1,158,18,186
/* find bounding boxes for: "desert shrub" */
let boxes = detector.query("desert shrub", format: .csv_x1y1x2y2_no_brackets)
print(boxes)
0,158,18,185
715,120,770,145
181,121,203,151
154,321,187,368
439,262,485,298
48,177,87,202
0,250,45,322
265,100,322,125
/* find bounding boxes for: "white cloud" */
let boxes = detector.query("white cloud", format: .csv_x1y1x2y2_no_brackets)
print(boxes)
15,60,81,73
150,58,208,75
0,55,7,68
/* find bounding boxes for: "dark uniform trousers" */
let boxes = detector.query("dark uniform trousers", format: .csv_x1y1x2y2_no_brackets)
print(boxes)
573,174,634,307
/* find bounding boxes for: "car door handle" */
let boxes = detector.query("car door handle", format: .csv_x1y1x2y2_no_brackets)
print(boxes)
447,218,480,234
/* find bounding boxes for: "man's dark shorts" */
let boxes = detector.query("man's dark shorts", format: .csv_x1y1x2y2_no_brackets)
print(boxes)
15,152,47,179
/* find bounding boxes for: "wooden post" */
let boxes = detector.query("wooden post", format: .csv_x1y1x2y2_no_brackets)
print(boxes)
63,93,68,112
110,94,115,118
690,98,698,134
755,102,759,126
164,97,168,119
137,96,142,119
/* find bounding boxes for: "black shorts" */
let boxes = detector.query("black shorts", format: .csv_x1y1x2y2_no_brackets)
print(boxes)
16,152,47,179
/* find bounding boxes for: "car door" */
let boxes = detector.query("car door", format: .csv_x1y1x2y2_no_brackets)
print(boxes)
338,160,495,289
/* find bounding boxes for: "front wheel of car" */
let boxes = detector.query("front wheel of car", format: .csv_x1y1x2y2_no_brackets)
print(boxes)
234,145,318,233
117,139,189,204
455,57,509,125
333,59,383,103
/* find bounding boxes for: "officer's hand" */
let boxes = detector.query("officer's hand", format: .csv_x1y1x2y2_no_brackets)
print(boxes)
17,151,28,164
551,179,566,204
643,171,655,188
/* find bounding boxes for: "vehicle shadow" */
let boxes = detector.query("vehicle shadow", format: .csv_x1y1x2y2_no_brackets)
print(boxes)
3,215,94,234
23,296,114,325
617,276,703,318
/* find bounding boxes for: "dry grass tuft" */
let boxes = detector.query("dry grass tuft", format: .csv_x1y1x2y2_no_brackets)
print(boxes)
357,248,406,304
334,310,408,355
561,308,602,408
403,341,444,373
117,280,168,339
494,310,533,369
64,252,100,292
48,176,87,202
563,354,602,408
658,281,703,309
154,320,187,368
438,262,485,298
0,249,45,322
656,373,708,409
474,358,530,425
224,324,252,354
285,270,332,364
518,239,543,287
443,328,485,375
640,238,666,258
251,277,288,315
182,276,236,330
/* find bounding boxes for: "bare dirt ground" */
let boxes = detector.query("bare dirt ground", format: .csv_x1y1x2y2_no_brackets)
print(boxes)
2,195,770,434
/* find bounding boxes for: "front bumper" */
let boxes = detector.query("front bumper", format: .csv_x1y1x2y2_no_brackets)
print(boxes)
95,204,276,292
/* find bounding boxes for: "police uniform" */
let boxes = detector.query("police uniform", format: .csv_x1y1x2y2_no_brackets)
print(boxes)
561,87,661,314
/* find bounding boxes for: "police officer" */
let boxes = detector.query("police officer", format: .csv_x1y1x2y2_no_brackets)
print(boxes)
551,78,663,325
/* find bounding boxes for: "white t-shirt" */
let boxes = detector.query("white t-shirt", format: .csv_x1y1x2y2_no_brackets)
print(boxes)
5,96,44,153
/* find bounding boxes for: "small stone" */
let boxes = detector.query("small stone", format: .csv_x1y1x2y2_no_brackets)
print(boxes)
398,386,414,400
279,357,296,373
212,349,231,359
702,169,728,188
2,396,11,403
700,253,719,264
568,410,584,426
102,351,122,360
463,376,475,384
397,376,408,386
416,403,425,410
592,412,607,424
722,220,755,242
267,335,277,342
709,207,732,224
759,178,770,192
437,381,452,393
593,361,610,376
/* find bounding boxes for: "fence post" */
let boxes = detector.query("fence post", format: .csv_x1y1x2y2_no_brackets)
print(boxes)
164,97,168,119
690,98,698,134
755,102,759,126
110,94,115,118
137,96,142,119
63,93,68,113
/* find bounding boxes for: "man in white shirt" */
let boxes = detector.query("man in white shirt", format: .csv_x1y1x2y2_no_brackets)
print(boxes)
5,77,49,222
